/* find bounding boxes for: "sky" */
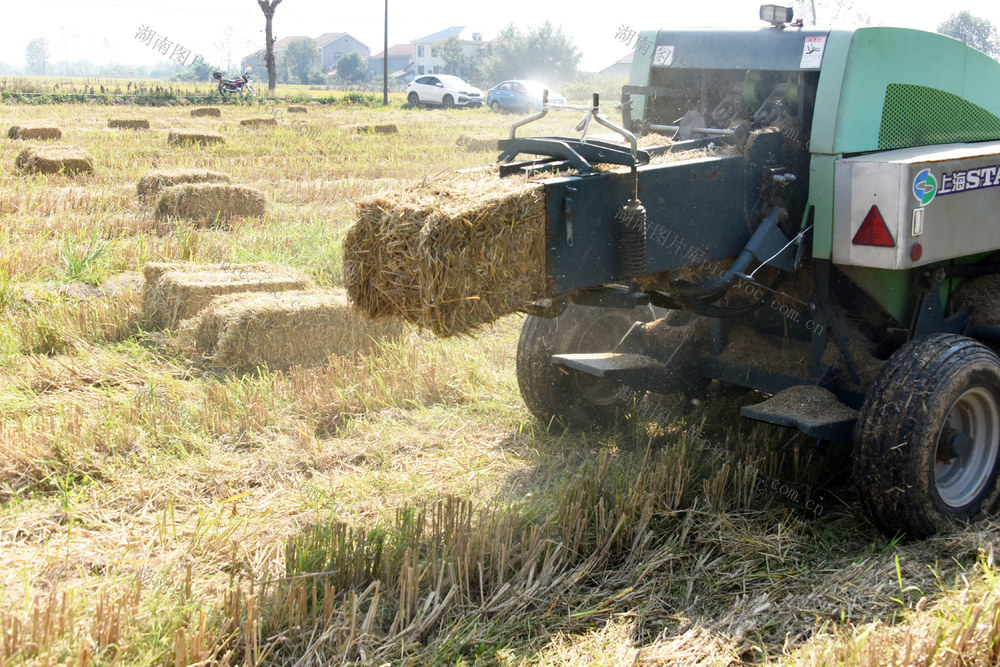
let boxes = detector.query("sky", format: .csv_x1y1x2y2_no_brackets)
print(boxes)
5,0,1000,74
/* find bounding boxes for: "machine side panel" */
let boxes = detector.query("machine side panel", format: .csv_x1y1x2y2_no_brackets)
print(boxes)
543,156,748,295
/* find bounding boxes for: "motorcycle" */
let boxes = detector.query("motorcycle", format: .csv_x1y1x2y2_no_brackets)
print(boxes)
213,65,255,98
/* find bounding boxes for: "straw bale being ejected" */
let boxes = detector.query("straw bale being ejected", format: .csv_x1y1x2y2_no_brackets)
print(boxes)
343,172,547,336
155,183,266,223
16,145,95,175
180,288,404,371
168,129,224,146
190,107,222,118
142,261,311,329
137,169,231,198
8,124,62,140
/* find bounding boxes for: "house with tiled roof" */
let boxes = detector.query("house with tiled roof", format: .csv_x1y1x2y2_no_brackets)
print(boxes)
367,44,415,79
241,33,370,76
412,26,487,77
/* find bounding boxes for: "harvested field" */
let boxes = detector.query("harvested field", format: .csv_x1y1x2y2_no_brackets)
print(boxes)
456,134,498,152
142,261,312,329
180,288,405,371
8,123,62,140
108,118,150,130
190,106,221,117
155,182,266,222
347,123,398,134
167,129,224,146
136,168,231,198
287,105,308,113
240,117,278,128
15,145,95,175
344,171,547,336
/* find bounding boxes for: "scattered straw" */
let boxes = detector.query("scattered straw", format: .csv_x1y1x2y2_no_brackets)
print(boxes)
142,261,312,329
8,124,62,140
344,171,547,336
346,123,398,135
15,145,95,175
108,119,150,130
136,169,231,198
190,107,221,118
287,105,308,113
179,288,405,371
155,183,266,223
456,135,498,152
167,129,224,146
240,118,277,128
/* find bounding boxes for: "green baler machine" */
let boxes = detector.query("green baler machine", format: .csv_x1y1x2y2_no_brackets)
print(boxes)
501,10,1000,537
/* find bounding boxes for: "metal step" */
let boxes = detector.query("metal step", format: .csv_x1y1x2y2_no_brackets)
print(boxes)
551,352,687,394
740,385,858,442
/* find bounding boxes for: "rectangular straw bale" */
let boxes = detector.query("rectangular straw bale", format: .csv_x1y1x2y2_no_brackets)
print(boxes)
137,169,231,198
240,117,278,128
344,172,547,336
8,124,62,140
142,261,312,329
346,123,398,134
179,288,404,371
16,145,95,175
287,105,308,113
108,119,151,130
190,107,222,118
155,183,266,223
168,129,225,146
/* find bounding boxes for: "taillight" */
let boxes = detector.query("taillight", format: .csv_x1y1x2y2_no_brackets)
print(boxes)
852,205,895,247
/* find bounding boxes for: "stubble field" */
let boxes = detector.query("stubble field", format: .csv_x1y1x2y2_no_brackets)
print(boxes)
1,99,999,666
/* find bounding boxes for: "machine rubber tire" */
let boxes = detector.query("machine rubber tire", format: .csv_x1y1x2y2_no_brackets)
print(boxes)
407,92,420,107
442,95,454,109
853,334,1000,538
218,84,230,99
516,302,654,430
490,100,501,113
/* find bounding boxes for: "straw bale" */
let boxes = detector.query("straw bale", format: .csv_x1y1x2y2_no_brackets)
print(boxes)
8,124,62,140
155,183,266,223
287,105,308,113
347,123,398,135
142,261,312,329
179,288,404,371
167,129,224,146
190,107,221,118
456,134,498,152
108,118,150,130
240,117,278,128
344,172,547,336
15,145,95,175
137,169,231,198
951,273,1000,326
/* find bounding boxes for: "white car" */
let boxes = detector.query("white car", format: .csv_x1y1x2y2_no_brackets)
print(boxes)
406,74,483,109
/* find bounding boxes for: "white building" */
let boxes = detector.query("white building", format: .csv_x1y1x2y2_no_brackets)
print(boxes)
411,26,487,77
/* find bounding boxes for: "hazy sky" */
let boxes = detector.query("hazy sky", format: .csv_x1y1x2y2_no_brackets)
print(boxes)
6,0,1000,74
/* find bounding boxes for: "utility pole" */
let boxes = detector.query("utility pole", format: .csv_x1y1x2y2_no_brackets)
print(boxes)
383,0,389,106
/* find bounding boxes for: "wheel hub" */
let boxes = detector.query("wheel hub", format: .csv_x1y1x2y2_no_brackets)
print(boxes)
934,387,1000,508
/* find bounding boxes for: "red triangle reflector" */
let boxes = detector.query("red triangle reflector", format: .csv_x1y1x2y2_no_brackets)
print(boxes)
852,206,895,247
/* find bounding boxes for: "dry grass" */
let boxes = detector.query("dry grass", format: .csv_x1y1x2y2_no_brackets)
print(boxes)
239,117,278,128
8,123,62,140
456,134,499,152
155,182,266,222
1,100,995,667
142,261,312,329
136,168,231,198
190,107,222,117
15,145,95,174
167,129,224,146
108,118,151,130
179,288,406,371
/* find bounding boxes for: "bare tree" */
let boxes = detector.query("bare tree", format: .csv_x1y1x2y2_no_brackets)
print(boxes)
256,0,283,94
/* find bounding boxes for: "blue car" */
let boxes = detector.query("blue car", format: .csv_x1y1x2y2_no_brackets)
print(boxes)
486,80,567,114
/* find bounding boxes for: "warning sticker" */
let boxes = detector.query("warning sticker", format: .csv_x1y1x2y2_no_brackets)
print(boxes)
652,45,675,67
799,35,826,68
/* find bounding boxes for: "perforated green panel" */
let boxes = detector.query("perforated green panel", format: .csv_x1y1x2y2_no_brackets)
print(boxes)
878,83,1000,150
